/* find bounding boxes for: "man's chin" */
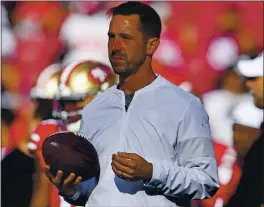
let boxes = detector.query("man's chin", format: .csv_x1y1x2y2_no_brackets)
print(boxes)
254,99,264,109
113,68,125,75
112,67,131,76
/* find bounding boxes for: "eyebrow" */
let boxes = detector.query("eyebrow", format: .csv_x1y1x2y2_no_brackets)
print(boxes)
107,32,133,38
107,31,114,35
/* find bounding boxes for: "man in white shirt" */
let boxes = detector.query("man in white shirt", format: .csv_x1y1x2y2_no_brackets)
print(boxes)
44,2,219,206
225,51,263,207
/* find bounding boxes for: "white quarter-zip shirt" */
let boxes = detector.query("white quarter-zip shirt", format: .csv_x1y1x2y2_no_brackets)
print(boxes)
70,76,219,206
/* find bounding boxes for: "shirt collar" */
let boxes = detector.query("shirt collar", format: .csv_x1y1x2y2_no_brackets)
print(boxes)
108,75,165,96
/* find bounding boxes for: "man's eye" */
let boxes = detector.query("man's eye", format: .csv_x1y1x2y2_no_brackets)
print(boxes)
121,34,132,40
108,34,115,39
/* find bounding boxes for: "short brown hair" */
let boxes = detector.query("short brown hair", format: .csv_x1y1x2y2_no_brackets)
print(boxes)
107,1,162,38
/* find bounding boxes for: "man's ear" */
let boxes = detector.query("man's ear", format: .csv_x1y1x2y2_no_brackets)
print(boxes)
146,37,160,56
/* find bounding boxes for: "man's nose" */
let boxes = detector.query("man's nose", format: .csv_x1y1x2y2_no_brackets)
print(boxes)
245,79,254,89
112,39,122,51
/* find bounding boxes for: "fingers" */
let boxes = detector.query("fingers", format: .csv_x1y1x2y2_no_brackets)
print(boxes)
44,165,54,181
117,152,139,160
63,173,76,185
44,165,50,172
43,165,82,186
74,176,82,185
53,170,63,185
112,154,136,169
43,165,63,186
111,162,133,181
112,160,134,175
63,173,82,185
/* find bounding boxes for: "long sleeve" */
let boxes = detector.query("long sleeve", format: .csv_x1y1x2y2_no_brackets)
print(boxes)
144,98,220,200
63,174,98,205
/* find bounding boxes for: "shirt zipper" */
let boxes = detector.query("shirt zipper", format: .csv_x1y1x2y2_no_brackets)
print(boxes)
118,92,135,151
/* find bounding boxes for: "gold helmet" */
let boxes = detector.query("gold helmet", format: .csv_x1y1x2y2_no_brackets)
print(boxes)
30,63,62,100
30,63,63,121
54,60,117,131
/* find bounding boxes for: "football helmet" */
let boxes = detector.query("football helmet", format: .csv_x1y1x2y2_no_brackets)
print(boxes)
54,60,118,132
30,63,62,100
30,63,64,121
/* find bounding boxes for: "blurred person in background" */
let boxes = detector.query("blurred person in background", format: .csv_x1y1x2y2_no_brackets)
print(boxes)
193,3,261,95
9,1,67,95
1,95,35,159
1,63,63,207
231,96,263,160
202,58,250,147
206,6,241,73
225,52,263,207
204,5,260,90
1,1,67,158
59,1,111,66
27,60,117,207
1,86,16,160
25,63,66,207
196,96,263,207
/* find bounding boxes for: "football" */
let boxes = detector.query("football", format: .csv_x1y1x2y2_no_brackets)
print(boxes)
42,132,100,181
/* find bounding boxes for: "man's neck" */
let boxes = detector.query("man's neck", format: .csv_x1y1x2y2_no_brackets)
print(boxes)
223,86,247,95
118,65,157,94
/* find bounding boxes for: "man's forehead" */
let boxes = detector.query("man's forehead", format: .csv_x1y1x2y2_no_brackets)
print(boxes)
109,15,141,32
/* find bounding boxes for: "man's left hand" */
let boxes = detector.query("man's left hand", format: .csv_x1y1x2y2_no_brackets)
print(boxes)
111,152,153,181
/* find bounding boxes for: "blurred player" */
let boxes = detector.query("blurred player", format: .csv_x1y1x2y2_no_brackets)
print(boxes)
53,60,117,132
231,96,263,159
202,58,250,147
226,51,263,207
24,63,64,207
28,60,117,207
1,85,17,159
195,97,262,207
2,63,62,207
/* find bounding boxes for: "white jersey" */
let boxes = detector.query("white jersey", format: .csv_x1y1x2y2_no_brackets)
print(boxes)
59,12,111,66
202,90,251,147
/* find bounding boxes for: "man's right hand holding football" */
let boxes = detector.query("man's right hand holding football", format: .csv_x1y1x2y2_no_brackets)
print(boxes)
44,165,82,197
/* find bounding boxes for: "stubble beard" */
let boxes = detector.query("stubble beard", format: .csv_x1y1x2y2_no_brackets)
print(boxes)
254,97,264,109
112,57,145,78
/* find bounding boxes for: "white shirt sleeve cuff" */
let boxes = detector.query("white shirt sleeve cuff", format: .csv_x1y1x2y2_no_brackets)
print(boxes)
143,158,164,188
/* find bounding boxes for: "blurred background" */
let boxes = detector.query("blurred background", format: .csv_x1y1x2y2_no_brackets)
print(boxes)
1,1,263,207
